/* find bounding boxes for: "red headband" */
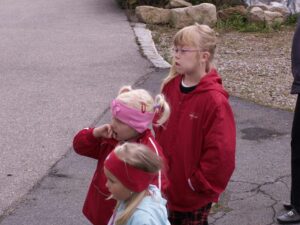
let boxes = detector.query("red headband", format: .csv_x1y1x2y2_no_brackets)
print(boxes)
104,150,155,192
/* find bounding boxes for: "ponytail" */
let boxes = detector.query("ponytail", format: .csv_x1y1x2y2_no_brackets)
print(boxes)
115,86,170,127
115,191,147,225
153,94,170,126
118,85,132,95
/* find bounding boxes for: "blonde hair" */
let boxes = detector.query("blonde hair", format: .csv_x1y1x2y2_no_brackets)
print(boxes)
113,143,163,225
162,23,217,88
116,86,170,126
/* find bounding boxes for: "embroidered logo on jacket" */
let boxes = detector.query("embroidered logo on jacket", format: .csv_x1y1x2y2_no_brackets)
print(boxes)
189,113,198,119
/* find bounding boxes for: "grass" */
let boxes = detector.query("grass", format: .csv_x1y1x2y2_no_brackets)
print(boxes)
216,13,298,33
285,13,300,26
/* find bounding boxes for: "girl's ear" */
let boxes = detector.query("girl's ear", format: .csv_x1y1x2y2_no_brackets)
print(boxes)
201,52,211,62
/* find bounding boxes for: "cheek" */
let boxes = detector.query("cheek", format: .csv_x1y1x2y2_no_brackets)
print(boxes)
187,55,198,65
112,121,123,132
181,56,197,67
119,124,133,135
111,186,128,200
116,124,127,134
118,189,131,201
111,120,117,129
106,180,111,189
125,126,135,134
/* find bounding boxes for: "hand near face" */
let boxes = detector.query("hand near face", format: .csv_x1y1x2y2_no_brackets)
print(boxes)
93,124,113,139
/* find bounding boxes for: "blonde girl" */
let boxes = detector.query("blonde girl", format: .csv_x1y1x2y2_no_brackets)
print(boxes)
73,86,170,225
104,143,170,225
154,23,236,225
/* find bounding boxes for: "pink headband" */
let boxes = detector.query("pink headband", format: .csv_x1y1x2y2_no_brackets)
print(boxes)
111,99,154,133
104,150,155,192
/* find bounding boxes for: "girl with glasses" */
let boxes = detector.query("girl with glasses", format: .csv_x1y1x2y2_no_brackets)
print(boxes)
154,23,236,225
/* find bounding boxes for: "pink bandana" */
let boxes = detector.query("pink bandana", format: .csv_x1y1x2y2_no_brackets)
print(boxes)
111,99,154,133
104,150,155,192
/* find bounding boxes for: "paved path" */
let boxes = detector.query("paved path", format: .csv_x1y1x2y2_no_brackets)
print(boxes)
0,0,153,218
0,67,297,225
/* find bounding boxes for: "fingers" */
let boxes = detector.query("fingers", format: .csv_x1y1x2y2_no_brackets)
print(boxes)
106,124,113,138
93,124,112,138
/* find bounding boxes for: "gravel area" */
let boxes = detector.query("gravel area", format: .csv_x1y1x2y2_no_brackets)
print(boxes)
148,25,297,111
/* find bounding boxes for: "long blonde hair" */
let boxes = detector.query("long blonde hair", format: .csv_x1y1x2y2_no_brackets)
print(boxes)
116,86,170,126
113,143,163,225
162,23,217,89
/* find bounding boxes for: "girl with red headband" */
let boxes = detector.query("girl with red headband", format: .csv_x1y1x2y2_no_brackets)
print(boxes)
104,143,170,225
73,86,170,225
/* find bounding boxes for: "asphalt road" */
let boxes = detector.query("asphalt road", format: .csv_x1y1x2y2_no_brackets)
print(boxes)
0,66,296,224
0,0,153,218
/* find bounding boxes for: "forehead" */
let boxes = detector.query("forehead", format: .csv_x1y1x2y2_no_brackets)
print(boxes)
174,28,198,47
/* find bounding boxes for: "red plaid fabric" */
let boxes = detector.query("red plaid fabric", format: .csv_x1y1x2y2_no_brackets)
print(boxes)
168,203,212,225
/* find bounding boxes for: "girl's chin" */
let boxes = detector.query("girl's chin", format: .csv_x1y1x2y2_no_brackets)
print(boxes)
175,67,185,74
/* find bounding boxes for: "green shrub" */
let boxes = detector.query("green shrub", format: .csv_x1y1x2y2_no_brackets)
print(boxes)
284,13,300,26
216,14,284,32
116,0,247,9
116,0,168,9
187,0,246,8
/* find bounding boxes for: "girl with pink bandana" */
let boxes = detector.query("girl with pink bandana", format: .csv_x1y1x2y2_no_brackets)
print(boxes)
73,86,170,225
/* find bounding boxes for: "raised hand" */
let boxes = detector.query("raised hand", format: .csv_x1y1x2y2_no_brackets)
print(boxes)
92,124,113,139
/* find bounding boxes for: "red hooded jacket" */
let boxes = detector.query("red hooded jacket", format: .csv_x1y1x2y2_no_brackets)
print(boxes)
73,128,168,225
155,69,236,212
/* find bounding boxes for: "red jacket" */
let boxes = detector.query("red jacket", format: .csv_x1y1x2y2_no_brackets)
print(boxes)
155,69,236,212
73,128,167,225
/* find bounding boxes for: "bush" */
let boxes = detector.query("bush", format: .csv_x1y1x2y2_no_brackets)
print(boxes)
284,13,300,26
116,0,246,9
187,0,246,9
116,0,168,9
216,14,284,32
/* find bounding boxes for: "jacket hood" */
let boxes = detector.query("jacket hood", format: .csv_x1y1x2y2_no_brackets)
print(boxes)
136,185,167,210
178,69,229,98
134,185,169,224
112,185,170,225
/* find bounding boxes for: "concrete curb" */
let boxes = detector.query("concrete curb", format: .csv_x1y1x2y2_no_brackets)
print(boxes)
133,23,171,69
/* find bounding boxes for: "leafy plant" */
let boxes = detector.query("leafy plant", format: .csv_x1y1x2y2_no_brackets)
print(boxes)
216,13,290,32
116,0,168,9
188,0,246,8
284,13,300,26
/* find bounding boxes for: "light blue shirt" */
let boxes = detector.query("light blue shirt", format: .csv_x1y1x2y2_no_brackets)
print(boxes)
108,185,170,225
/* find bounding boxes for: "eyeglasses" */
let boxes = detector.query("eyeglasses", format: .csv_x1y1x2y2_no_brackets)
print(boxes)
171,47,202,56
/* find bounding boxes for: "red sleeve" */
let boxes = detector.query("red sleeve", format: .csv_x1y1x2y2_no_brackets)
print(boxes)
72,128,102,160
189,101,236,195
